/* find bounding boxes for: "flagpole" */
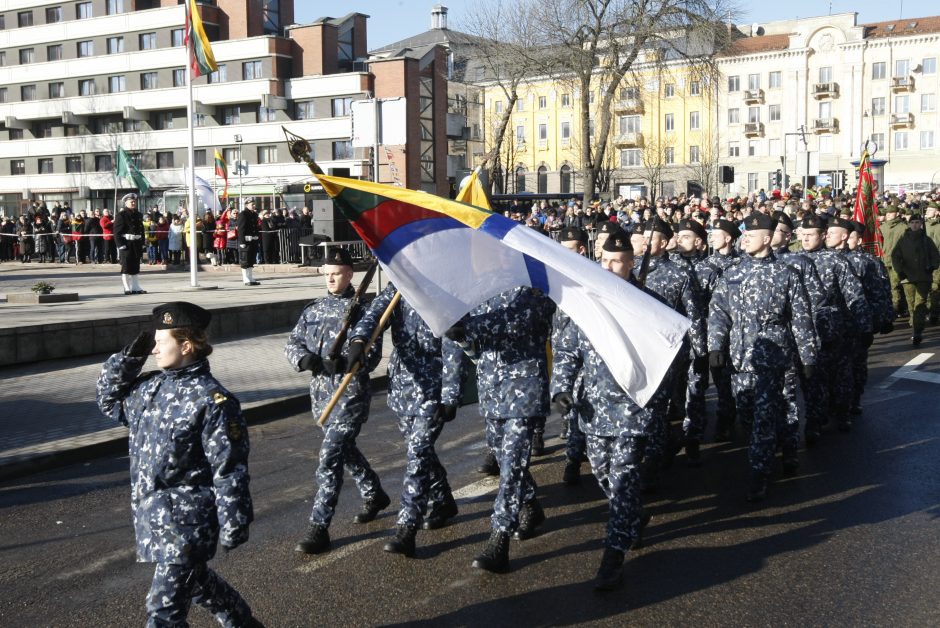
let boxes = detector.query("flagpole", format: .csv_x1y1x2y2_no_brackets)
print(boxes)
186,48,199,287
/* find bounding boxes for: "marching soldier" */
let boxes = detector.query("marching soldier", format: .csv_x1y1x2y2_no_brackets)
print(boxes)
286,249,389,555
113,192,147,295
552,228,653,590
708,213,818,501
925,203,940,324
237,199,261,286
892,213,940,346
879,205,909,315
345,282,464,557
96,302,258,627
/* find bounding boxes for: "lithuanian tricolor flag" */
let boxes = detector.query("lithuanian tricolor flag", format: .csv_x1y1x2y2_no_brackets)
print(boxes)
184,0,218,78
214,149,228,201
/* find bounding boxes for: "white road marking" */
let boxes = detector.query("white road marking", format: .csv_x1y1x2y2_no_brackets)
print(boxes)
56,548,136,580
877,353,936,388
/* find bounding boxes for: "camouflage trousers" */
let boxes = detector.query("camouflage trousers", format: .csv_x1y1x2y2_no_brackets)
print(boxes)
531,415,546,436
668,354,691,422
781,366,803,454
803,343,852,433
644,375,675,467
310,420,383,527
585,434,646,553
731,369,787,476
396,414,451,528
851,335,871,409
485,417,537,533
711,362,737,433
682,360,709,441
146,561,251,628
565,406,586,462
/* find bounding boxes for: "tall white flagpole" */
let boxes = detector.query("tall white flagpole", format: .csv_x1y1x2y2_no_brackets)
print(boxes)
185,17,199,288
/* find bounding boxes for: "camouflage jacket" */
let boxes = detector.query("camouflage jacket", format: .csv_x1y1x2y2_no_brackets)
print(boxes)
550,309,585,401
844,248,894,330
97,354,253,565
703,249,739,277
775,247,833,344
634,253,707,357
802,247,874,336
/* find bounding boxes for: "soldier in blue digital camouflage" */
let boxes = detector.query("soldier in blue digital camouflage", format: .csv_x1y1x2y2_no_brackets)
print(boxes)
450,286,556,573
702,218,741,441
709,212,818,501
285,249,388,556
552,227,652,590
800,213,873,438
345,281,464,558
96,301,259,627
632,218,707,491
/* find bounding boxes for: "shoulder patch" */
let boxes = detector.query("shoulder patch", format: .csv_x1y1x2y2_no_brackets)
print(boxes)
212,390,228,405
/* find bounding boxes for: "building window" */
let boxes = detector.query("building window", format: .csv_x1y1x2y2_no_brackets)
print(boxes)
95,155,113,171
538,95,547,109
141,72,159,90
21,85,36,100
193,113,207,128
223,148,237,165
46,7,64,23
257,145,277,164
49,82,65,98
561,121,570,141
748,107,760,123
9,129,24,140
259,106,277,122
34,121,54,138
620,115,641,134
728,76,740,92
262,0,281,35
728,108,740,124
870,133,885,151
537,166,547,193
515,166,526,192
689,145,700,163
108,76,126,93
18,11,34,27
894,132,908,151
560,165,571,193
193,149,206,167
77,40,94,58
819,66,832,83
895,95,909,114
243,60,263,80
746,172,758,191
728,142,740,157
140,33,156,50
38,158,54,174
689,111,700,130
872,62,886,80
0,51,5,66
332,141,353,160
516,99,524,112
0,88,7,103
819,101,832,119
124,119,141,132
156,152,174,168
690,80,701,96
331,97,352,117
621,86,639,100
620,149,641,167
871,97,885,116
66,156,82,173
819,135,833,153
923,58,937,75
748,73,760,90
664,83,675,98
769,104,781,121
171,28,185,47
173,69,185,87
748,140,758,157
561,93,571,107
494,100,503,114
295,102,315,119
664,147,674,165
664,113,674,131
895,59,909,77
20,48,37,64
11,160,25,175
208,65,227,83
538,123,548,142
152,112,174,130
769,71,781,88
921,93,936,113
516,125,525,143
107,37,124,54
921,131,935,150
107,0,125,15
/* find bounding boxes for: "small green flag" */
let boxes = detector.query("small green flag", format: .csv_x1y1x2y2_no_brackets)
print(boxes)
116,146,151,195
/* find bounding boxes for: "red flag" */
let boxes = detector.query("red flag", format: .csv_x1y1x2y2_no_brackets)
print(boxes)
852,149,882,256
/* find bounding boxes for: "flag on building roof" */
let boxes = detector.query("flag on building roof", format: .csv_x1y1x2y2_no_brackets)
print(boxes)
316,174,691,406
184,0,218,78
852,147,882,255
116,146,151,195
214,149,228,201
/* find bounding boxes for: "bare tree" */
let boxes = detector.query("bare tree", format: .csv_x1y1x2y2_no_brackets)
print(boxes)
640,133,675,198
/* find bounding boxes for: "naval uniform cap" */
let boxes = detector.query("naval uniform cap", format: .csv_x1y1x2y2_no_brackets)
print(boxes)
153,301,212,330
771,211,794,230
643,217,673,239
714,218,742,239
829,216,855,231
745,212,777,231
601,227,633,253
559,226,588,243
850,220,867,236
676,218,707,241
325,248,354,267
800,213,828,230
597,220,618,234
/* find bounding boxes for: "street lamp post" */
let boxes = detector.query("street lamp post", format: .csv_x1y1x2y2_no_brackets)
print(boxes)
782,126,809,194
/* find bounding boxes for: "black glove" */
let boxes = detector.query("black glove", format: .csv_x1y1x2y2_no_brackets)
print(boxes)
860,333,874,348
880,320,894,335
708,350,725,369
345,340,365,373
444,323,466,344
802,364,815,380
299,353,323,375
553,392,574,413
126,331,155,359
692,355,709,374
433,404,458,423
322,355,347,377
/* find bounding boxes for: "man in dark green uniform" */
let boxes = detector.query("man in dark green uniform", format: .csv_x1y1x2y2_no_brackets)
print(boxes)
880,205,909,315
925,203,940,324
892,213,940,345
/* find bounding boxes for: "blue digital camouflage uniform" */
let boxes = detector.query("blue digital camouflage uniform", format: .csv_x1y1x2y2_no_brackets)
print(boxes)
844,247,894,408
552,309,653,552
463,286,556,533
702,249,740,432
708,253,818,475
349,282,463,528
800,247,872,431
633,253,707,466
97,352,253,627
551,308,586,464
285,285,384,528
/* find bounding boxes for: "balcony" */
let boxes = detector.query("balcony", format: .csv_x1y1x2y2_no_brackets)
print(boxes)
812,117,839,133
613,99,644,114
613,132,644,147
744,89,764,104
891,76,915,92
890,112,914,128
744,122,764,137
813,82,840,98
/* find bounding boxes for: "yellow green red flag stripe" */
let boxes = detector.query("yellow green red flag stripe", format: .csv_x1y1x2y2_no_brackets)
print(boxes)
185,0,218,78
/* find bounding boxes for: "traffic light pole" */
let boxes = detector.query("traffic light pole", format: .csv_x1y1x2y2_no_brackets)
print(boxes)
781,126,808,194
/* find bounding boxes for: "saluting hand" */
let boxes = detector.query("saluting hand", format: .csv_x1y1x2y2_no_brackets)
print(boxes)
126,331,155,359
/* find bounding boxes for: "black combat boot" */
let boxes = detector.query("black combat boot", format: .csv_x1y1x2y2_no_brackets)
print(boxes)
513,498,546,540
782,446,799,477
477,450,499,476
745,471,769,502
562,458,581,485
422,492,458,530
531,430,545,457
354,490,391,523
295,524,330,554
472,530,510,573
685,437,703,468
383,525,417,557
593,548,625,591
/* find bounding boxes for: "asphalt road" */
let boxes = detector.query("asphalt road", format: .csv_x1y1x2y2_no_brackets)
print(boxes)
1,328,939,627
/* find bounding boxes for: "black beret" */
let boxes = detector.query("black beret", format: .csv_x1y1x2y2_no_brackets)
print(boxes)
676,218,707,241
850,220,867,236
153,301,211,330
771,211,794,230
602,227,633,253
828,216,854,231
713,218,741,239
325,248,354,267
559,226,588,243
745,212,777,231
800,213,828,230
597,220,619,234
644,217,673,239
908,213,924,222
